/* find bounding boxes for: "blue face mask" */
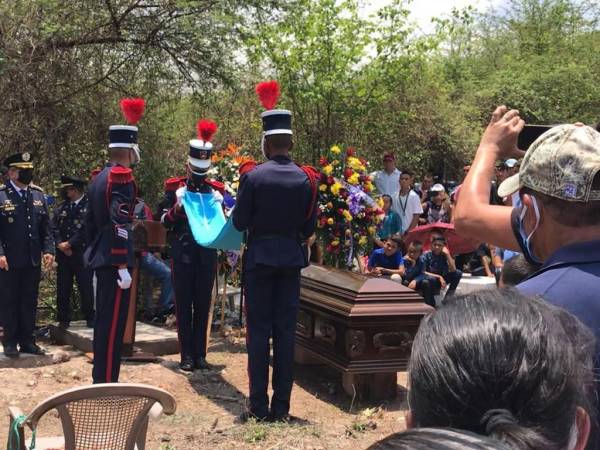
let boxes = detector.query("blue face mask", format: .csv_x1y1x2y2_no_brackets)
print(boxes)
517,195,542,265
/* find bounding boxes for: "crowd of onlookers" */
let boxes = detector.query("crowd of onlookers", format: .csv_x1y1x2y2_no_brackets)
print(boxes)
366,151,533,306
365,111,600,449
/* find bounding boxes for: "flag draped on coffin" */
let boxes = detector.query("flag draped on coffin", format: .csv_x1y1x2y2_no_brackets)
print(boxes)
181,191,243,250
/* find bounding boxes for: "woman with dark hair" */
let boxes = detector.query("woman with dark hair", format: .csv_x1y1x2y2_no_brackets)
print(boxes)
368,428,512,450
406,288,595,450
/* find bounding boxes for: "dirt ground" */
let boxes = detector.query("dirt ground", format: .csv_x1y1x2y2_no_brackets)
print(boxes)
0,333,408,450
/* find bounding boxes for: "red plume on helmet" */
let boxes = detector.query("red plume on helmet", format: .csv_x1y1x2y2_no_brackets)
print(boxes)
255,81,280,110
196,119,218,142
120,98,146,125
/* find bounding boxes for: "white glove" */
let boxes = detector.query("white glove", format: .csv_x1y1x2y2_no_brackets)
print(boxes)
176,186,187,206
117,268,132,290
213,190,224,204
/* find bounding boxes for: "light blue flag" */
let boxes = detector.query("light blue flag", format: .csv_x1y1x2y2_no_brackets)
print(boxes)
181,190,243,250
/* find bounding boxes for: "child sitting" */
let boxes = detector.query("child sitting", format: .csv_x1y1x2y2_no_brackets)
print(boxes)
402,241,435,307
423,234,462,297
367,236,405,280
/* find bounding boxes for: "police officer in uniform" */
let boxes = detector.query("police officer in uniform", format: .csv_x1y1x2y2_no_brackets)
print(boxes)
52,175,94,328
85,98,144,383
161,119,221,372
0,152,54,357
233,82,318,421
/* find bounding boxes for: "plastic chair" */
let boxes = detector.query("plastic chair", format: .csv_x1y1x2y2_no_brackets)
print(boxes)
7,383,176,450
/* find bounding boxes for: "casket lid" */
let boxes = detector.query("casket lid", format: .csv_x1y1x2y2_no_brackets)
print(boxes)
301,264,431,317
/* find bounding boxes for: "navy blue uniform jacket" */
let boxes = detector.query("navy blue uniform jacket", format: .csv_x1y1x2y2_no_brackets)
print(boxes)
232,155,317,269
0,181,54,268
52,195,89,264
84,164,136,269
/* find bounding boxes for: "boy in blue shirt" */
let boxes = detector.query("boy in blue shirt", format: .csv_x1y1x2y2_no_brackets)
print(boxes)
367,237,405,278
423,234,462,296
403,241,435,307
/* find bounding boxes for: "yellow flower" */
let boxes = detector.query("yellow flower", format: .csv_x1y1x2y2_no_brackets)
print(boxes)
327,218,334,225
331,240,340,247
343,210,353,222
368,226,376,235
347,157,363,171
359,236,368,246
322,165,333,176
319,184,328,192
348,173,360,185
331,145,341,154
376,197,384,208
330,182,342,196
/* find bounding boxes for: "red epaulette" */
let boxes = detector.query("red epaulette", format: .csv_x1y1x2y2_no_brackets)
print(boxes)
164,176,185,192
109,166,134,184
205,178,225,193
298,164,319,220
239,160,259,176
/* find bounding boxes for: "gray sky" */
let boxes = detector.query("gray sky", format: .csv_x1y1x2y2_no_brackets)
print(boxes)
361,0,506,33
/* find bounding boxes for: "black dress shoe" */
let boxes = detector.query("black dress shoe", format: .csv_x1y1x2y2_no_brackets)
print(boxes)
3,345,19,358
237,411,268,423
179,358,195,372
58,321,70,329
195,357,212,370
19,343,45,355
269,412,293,423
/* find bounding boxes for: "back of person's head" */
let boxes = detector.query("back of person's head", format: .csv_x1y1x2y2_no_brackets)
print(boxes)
265,134,292,152
368,428,512,450
501,254,541,287
408,288,595,450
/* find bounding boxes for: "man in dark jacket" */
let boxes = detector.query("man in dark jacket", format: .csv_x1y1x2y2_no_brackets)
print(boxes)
0,152,54,357
52,175,94,328
233,81,318,422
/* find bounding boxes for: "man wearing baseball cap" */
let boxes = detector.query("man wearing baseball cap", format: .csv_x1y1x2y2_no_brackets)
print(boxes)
373,152,401,197
455,107,600,426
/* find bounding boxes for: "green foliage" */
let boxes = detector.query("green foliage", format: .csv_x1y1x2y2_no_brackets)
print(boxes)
1,0,599,203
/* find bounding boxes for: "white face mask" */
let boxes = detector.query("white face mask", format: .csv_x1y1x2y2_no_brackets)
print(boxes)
261,134,268,159
130,145,141,166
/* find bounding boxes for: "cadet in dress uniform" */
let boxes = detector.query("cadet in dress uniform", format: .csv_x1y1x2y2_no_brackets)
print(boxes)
52,176,95,328
232,81,318,421
85,98,144,383
161,120,222,372
0,152,55,357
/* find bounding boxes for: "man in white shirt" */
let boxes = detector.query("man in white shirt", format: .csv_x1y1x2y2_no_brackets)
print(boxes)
373,152,401,196
393,170,423,234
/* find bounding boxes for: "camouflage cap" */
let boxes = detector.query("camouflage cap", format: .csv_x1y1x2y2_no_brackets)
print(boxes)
498,124,600,202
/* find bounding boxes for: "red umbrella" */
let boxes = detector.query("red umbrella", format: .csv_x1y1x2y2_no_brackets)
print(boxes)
404,222,477,256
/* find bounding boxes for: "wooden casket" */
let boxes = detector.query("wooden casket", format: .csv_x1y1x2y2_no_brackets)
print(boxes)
296,264,433,399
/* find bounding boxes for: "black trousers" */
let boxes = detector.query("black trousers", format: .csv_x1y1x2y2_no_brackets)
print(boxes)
0,266,41,347
56,256,94,322
404,278,435,308
245,266,300,418
92,267,131,383
172,261,216,361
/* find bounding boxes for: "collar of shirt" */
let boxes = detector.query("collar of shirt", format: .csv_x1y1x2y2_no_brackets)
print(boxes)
9,179,27,196
73,194,84,206
380,168,400,178
541,240,600,270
